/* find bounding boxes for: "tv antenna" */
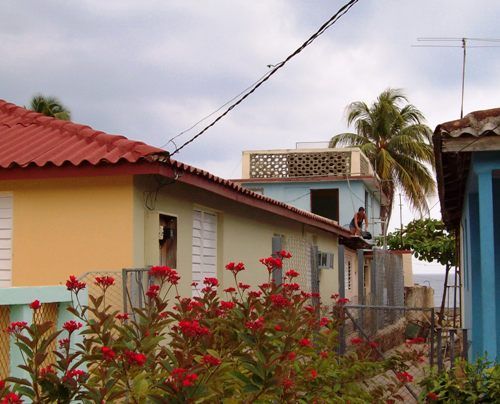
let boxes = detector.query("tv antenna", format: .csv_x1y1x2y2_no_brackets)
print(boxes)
413,37,500,118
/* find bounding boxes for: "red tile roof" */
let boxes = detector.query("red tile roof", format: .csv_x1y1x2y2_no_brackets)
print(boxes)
0,100,355,238
0,100,166,168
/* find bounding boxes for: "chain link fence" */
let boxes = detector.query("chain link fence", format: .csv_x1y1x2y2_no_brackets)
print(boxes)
283,236,312,293
338,304,468,403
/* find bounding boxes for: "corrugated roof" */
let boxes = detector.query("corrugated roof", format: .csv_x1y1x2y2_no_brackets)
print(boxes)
436,107,500,138
433,107,500,229
0,100,355,238
0,100,166,168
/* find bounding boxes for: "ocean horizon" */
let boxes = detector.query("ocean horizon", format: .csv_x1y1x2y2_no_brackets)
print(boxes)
412,271,459,308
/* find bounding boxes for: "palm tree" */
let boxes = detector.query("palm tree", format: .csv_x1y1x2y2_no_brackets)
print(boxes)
329,88,435,225
28,94,71,120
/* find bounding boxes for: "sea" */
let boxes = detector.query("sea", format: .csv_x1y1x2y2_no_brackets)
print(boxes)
413,272,459,308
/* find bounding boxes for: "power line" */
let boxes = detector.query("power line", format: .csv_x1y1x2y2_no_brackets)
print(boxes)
160,71,271,150
169,0,360,157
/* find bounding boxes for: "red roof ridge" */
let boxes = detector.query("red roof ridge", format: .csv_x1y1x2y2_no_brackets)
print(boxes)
0,99,166,168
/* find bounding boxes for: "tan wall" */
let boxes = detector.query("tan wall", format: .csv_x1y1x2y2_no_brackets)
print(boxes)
134,176,339,300
0,176,135,286
402,252,414,287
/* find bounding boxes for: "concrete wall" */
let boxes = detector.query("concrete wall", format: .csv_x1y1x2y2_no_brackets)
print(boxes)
0,176,135,286
134,176,339,300
240,180,382,238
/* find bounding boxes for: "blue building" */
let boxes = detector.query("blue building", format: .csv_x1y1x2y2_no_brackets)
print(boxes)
434,108,500,361
236,147,386,239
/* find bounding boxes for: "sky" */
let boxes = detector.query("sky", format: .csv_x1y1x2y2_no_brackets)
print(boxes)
1,0,499,272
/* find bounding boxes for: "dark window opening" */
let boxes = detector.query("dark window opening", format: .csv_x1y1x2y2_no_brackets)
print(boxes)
310,189,339,222
159,214,177,268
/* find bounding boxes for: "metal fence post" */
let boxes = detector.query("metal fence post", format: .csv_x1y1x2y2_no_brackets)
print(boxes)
357,249,365,328
462,329,469,360
338,245,345,355
449,329,456,369
437,328,443,372
430,308,435,367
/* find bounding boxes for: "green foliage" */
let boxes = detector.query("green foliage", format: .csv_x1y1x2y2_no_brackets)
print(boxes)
2,254,424,403
330,88,435,217
420,358,500,402
385,218,456,267
28,94,71,120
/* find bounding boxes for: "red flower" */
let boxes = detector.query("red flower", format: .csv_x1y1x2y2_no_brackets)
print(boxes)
248,290,262,298
350,337,363,345
310,369,318,379
6,321,28,334
259,256,283,273
245,317,265,331
368,341,379,349
125,351,147,366
330,293,339,300
66,275,86,293
94,276,115,289
426,392,439,401
406,337,426,345
223,287,236,293
101,346,116,361
259,283,272,289
0,380,5,389
305,305,315,313
203,277,219,287
146,284,160,298
1,392,22,403
319,317,329,327
337,297,350,304
116,313,129,321
274,324,282,331
277,250,292,259
39,365,55,377
225,262,245,274
319,351,329,359
63,369,86,382
149,266,180,284
238,282,250,290
182,373,198,387
283,283,300,291
282,378,294,390
270,294,291,308
178,320,210,337
63,320,82,334
285,269,299,278
219,301,235,311
58,338,70,349
396,371,413,383
202,354,221,367
29,300,41,310
299,338,312,347
287,352,297,361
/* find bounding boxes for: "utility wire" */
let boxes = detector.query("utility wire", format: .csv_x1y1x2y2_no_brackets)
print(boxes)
169,0,360,156
160,71,270,149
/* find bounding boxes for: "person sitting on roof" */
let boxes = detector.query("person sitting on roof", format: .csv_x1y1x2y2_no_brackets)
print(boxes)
349,207,368,236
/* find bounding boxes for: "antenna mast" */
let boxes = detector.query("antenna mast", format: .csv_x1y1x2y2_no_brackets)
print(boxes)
413,37,500,118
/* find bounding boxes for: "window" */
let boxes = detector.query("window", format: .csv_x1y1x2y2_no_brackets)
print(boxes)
192,210,218,296
310,189,339,221
159,214,177,268
317,251,334,269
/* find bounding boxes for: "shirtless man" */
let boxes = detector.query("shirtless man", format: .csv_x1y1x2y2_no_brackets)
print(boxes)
349,207,368,236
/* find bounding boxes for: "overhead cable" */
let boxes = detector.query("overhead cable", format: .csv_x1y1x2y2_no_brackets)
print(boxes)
169,0,360,156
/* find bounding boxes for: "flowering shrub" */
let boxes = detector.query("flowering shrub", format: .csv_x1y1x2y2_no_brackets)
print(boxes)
2,252,422,402
420,358,500,402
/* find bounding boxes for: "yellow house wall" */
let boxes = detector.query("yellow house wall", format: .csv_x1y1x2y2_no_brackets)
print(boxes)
0,176,135,286
134,176,339,300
